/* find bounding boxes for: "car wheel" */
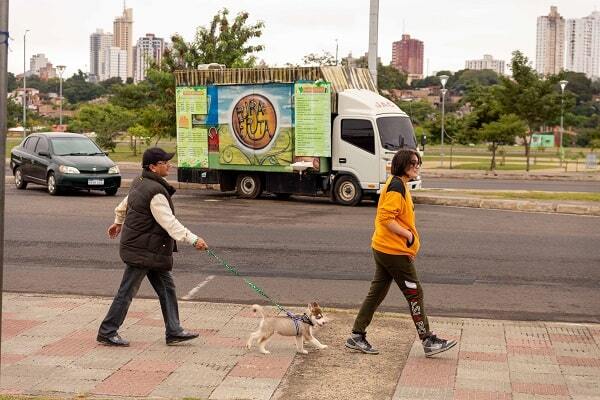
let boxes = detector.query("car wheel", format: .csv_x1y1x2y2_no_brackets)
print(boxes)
105,187,118,196
14,167,27,189
235,174,263,199
333,175,362,206
47,172,61,196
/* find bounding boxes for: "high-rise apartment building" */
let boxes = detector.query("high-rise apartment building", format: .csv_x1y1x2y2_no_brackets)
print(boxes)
29,54,49,76
536,6,565,76
391,34,424,78
134,33,164,82
102,46,128,82
113,7,133,79
89,29,114,83
566,11,600,80
465,54,505,75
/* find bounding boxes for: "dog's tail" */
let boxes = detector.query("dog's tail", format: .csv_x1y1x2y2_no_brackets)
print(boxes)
251,304,265,319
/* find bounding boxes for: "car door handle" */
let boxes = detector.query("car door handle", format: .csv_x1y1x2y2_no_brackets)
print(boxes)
339,158,346,164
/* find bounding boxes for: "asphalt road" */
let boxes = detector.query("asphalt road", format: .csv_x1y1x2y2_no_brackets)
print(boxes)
3,184,599,323
6,162,599,192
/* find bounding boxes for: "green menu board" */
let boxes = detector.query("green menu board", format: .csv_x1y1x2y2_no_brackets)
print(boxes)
294,82,331,157
176,86,208,167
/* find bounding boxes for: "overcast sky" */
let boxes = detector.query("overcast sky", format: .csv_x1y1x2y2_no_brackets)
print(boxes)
8,0,600,78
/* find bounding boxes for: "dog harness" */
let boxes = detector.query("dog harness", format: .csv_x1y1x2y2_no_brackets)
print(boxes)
286,312,314,336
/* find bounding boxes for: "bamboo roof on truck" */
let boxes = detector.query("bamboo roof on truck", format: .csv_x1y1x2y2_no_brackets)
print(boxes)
174,66,377,93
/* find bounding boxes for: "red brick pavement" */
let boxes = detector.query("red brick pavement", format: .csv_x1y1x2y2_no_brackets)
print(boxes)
0,354,27,365
459,351,507,362
398,358,457,388
511,382,569,396
92,370,172,397
453,388,511,400
203,335,247,348
229,354,294,379
557,355,600,367
1,319,43,339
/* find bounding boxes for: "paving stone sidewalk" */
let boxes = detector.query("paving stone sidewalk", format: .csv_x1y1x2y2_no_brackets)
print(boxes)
393,317,600,400
2,293,600,400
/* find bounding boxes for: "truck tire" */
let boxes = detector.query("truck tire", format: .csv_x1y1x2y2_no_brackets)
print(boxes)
236,174,263,199
333,175,362,206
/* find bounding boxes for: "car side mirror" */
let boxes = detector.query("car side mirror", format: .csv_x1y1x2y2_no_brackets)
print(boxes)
38,151,50,157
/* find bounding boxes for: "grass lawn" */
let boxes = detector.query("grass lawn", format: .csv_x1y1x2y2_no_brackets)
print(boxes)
461,190,600,202
443,162,555,171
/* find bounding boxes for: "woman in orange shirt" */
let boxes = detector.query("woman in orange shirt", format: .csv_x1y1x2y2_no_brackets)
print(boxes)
345,149,457,357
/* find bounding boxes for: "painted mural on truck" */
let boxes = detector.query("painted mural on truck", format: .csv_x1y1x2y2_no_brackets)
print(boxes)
211,83,294,171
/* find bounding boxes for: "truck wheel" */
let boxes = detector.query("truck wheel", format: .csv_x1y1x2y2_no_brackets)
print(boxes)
334,175,362,206
236,174,263,199
14,167,27,189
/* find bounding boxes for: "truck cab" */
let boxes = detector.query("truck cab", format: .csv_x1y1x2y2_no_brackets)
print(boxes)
331,89,421,205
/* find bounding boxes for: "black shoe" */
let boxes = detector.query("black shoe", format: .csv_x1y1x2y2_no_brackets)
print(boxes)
422,334,457,357
97,334,130,347
345,333,379,355
166,330,199,345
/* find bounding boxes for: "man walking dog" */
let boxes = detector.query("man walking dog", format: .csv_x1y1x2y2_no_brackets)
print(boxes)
97,147,208,347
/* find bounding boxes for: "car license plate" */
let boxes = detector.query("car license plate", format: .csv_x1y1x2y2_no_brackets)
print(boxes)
88,179,104,185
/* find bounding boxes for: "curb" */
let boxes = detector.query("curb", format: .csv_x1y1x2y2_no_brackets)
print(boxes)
4,176,598,216
412,193,600,216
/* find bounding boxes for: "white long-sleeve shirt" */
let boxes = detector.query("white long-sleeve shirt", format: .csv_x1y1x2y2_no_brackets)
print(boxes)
114,195,198,246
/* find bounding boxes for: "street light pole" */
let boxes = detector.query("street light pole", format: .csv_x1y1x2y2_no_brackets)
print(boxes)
559,80,568,166
22,29,29,139
439,75,449,167
56,65,65,125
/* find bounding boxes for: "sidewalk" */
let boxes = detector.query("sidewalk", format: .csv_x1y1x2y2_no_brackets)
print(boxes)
2,293,599,399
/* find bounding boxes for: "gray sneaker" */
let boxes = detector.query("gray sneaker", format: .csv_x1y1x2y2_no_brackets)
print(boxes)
422,334,457,357
345,333,379,355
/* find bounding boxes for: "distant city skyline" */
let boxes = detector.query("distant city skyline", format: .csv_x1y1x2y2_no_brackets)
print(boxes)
9,0,600,78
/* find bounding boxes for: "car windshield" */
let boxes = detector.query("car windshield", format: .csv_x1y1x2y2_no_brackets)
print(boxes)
376,116,417,150
51,138,103,156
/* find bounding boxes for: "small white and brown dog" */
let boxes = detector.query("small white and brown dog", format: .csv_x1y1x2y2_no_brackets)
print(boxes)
246,302,328,354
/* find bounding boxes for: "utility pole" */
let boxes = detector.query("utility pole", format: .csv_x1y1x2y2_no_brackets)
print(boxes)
368,0,379,87
23,29,29,138
0,0,11,364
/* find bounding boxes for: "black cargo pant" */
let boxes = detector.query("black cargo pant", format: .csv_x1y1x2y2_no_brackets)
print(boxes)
98,264,184,339
352,249,430,340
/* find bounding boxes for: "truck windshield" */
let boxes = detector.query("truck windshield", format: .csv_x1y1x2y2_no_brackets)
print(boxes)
376,116,417,151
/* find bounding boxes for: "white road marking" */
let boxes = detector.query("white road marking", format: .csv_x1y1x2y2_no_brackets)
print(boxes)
182,275,215,300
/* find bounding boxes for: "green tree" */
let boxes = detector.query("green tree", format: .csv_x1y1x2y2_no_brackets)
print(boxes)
8,72,18,92
162,9,264,71
109,82,152,109
378,64,408,91
480,114,526,171
63,70,105,103
127,124,153,156
69,104,134,150
7,99,22,127
495,51,563,171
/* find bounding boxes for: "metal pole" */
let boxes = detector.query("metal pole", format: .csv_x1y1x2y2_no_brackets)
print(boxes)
0,0,11,365
560,89,564,165
22,30,28,138
441,89,446,167
59,76,63,125
368,0,379,87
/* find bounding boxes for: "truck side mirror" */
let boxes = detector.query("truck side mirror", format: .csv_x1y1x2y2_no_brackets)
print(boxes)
421,135,427,146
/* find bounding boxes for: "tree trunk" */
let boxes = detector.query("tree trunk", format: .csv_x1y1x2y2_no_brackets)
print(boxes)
524,134,531,172
490,143,497,171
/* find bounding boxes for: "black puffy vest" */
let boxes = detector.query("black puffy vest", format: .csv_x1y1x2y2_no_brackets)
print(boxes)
119,170,178,270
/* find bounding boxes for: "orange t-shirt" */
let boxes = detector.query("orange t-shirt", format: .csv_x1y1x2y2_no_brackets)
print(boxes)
371,175,420,256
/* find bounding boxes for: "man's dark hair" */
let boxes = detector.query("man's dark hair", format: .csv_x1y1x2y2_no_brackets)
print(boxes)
391,149,422,176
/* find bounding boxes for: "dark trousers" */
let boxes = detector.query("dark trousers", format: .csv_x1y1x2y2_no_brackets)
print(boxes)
353,249,431,340
98,265,183,338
